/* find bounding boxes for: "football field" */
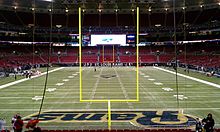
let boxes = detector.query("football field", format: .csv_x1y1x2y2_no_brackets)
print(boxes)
0,66,220,130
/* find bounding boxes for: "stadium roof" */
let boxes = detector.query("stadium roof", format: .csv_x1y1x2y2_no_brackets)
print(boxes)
0,0,220,14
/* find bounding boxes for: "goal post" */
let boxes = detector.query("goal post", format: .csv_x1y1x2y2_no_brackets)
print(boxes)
78,6,140,102
78,6,140,130
102,45,115,63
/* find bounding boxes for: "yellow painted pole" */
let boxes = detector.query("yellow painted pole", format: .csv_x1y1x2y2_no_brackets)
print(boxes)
136,7,139,101
108,100,111,130
79,7,82,101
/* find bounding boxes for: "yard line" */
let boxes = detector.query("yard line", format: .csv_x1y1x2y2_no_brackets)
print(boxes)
2,94,220,99
85,68,103,109
46,68,88,110
154,66,220,89
2,108,220,112
114,68,134,109
0,67,64,90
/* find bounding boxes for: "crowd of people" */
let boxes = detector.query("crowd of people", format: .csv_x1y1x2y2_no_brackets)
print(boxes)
0,114,41,132
196,113,215,132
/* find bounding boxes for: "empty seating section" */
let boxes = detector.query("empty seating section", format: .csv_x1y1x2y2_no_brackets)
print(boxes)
0,45,219,68
139,55,156,63
119,55,136,63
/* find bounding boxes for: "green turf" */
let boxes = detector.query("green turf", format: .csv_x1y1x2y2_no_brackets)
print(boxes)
0,66,220,130
0,67,56,85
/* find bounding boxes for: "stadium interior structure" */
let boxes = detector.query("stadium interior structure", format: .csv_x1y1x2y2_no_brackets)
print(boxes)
0,0,220,132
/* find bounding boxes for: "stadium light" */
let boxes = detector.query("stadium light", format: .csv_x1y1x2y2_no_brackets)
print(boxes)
148,8,152,12
56,25,62,28
155,24,161,27
14,6,17,10
41,0,53,2
65,8,69,13
218,3,220,6
182,6,186,10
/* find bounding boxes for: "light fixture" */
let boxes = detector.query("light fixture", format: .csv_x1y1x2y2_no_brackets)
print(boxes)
218,3,220,6
155,24,161,27
182,6,186,10
98,9,102,13
148,8,151,12
115,9,118,12
41,0,53,2
82,9,85,12
65,8,69,13
31,8,35,11
200,5,204,8
14,6,17,10
131,9,135,12
48,9,52,12
165,8,168,11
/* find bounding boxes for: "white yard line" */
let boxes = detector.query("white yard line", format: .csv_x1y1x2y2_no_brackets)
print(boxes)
154,66,220,89
85,68,103,109
0,67,64,90
2,108,220,112
114,68,134,109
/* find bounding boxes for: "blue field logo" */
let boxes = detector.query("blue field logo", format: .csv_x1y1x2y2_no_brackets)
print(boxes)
23,110,197,128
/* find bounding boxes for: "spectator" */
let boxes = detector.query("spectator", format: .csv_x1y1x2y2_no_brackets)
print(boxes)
11,114,19,125
195,118,203,132
202,113,215,132
0,118,6,131
26,119,41,132
13,116,23,132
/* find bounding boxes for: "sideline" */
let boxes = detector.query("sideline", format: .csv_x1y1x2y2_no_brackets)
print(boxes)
154,66,220,89
0,67,64,90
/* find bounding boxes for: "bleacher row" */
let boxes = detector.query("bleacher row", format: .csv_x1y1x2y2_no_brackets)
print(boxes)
0,45,220,68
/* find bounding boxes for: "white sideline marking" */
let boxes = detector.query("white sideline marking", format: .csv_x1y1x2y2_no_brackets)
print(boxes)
63,79,69,82
72,74,77,76
173,95,188,100
56,83,64,86
162,87,173,91
0,67,64,90
144,75,150,78
154,82,163,85
46,88,56,92
68,76,74,78
154,67,220,89
148,78,155,81
32,96,43,101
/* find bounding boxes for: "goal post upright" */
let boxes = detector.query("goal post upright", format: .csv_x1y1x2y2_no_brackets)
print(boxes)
102,45,115,63
136,6,139,101
79,7,82,101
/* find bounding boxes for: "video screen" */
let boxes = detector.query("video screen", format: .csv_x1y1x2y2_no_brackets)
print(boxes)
91,34,126,46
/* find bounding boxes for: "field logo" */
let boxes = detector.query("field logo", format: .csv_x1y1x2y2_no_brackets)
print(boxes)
23,110,197,128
